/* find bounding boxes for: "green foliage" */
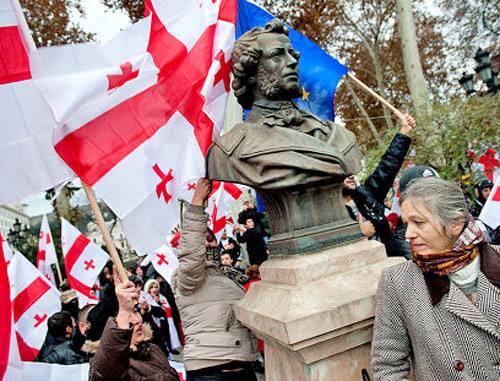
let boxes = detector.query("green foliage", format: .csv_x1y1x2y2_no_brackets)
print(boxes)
362,95,500,187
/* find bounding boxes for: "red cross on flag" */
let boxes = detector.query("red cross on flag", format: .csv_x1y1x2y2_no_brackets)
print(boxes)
148,245,179,284
61,218,109,307
0,233,24,380
30,0,236,255
0,0,74,205
479,175,500,230
37,215,58,286
207,181,245,241
7,250,60,361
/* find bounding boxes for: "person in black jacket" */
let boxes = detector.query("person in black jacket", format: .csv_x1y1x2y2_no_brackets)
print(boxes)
344,112,415,255
470,177,493,218
42,311,87,365
236,218,269,265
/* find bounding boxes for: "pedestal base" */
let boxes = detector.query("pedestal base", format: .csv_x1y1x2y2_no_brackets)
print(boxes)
234,239,405,380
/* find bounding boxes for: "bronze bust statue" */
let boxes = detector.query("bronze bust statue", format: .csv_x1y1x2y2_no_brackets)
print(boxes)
206,19,364,255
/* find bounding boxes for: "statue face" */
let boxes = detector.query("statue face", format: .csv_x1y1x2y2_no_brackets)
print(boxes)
256,33,301,101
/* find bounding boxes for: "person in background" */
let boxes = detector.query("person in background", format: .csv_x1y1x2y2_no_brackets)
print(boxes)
144,279,174,354
42,311,87,365
219,229,242,267
88,269,180,381
371,177,500,380
470,177,493,218
60,289,79,321
172,178,258,381
343,112,415,248
238,198,264,229
236,218,269,266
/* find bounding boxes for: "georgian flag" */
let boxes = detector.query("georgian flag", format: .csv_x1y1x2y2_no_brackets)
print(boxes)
148,245,179,284
7,251,60,361
479,175,500,230
0,234,24,381
61,218,109,308
31,0,236,255
0,0,74,205
206,181,245,242
37,215,57,286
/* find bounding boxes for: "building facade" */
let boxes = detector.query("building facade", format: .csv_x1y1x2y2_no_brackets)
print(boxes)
0,202,30,241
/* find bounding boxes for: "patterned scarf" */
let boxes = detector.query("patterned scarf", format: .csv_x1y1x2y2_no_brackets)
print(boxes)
206,247,249,286
411,216,486,276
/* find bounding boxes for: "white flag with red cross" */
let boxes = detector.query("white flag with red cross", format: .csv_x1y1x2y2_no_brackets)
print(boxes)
206,181,245,242
61,218,109,308
0,233,24,381
7,251,60,362
37,215,57,286
148,245,179,284
479,175,500,230
0,0,74,206
31,0,236,255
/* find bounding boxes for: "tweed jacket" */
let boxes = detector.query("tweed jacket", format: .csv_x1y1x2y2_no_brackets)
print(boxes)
371,244,500,381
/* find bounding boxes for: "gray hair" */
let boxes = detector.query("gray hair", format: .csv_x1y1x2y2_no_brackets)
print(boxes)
400,177,469,231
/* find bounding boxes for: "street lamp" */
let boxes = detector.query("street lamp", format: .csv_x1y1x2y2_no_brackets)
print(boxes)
460,48,499,95
459,73,475,96
7,218,29,250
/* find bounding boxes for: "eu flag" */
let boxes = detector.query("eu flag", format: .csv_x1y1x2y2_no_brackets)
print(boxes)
236,0,348,122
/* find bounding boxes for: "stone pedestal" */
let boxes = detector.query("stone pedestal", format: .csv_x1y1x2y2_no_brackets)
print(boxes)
234,239,405,381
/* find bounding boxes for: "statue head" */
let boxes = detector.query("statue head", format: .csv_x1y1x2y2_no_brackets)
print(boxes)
232,19,302,110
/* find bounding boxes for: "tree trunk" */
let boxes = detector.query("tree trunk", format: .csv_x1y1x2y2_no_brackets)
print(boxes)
345,80,383,146
372,49,395,130
396,0,431,119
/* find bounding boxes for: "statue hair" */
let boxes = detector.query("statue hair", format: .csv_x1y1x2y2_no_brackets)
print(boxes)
400,177,469,236
231,19,290,110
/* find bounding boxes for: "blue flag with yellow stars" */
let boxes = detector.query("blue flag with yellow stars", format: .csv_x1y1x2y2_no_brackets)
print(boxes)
236,0,348,122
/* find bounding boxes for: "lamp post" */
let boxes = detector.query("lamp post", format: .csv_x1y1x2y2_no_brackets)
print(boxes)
7,218,30,251
459,48,499,95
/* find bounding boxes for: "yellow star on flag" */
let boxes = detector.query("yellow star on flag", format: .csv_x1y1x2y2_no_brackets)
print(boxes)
301,86,310,102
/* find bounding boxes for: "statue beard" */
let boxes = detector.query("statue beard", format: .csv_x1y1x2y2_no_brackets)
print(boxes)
257,66,301,101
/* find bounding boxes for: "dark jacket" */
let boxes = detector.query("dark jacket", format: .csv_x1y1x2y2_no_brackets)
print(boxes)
89,318,179,381
237,225,268,265
237,208,263,226
348,133,411,251
219,237,241,263
42,336,87,365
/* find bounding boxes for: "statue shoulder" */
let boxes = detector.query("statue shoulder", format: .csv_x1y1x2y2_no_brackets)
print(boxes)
209,122,249,156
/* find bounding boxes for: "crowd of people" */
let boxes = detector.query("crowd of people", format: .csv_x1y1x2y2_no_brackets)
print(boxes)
32,19,499,381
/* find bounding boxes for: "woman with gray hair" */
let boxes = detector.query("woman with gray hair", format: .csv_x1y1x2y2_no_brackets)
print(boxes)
371,177,500,380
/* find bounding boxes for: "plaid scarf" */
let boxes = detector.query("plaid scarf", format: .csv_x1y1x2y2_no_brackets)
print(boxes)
411,216,486,276
206,247,249,286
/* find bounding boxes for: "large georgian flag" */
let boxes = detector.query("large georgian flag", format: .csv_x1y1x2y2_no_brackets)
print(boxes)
61,218,109,307
7,251,61,361
0,234,24,381
37,215,58,286
0,0,74,205
32,0,236,254
479,175,500,230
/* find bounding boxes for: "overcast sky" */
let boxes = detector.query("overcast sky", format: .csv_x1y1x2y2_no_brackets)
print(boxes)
23,1,131,217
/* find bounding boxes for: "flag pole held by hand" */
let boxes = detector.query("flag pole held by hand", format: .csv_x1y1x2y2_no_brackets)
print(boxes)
81,180,129,283
346,72,403,118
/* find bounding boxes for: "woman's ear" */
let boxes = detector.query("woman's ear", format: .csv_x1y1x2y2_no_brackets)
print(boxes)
450,222,465,237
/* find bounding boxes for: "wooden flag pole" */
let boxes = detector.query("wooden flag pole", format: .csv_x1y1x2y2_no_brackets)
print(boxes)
54,255,63,286
346,72,403,118
81,180,129,283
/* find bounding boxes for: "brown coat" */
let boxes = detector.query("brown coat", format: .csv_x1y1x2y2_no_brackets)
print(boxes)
88,318,179,381
371,244,500,380
171,205,259,371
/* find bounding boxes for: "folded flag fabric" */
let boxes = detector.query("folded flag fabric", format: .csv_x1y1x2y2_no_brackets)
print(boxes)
479,175,500,230
7,251,60,361
0,234,24,381
37,215,58,286
0,0,74,206
235,0,348,122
